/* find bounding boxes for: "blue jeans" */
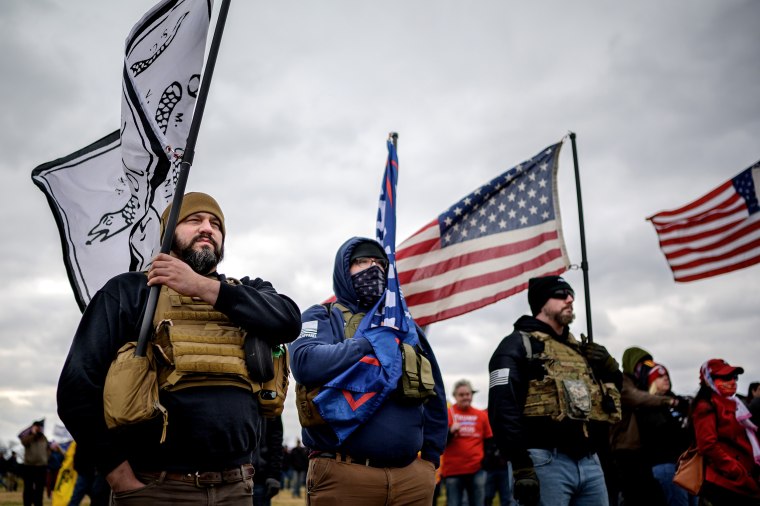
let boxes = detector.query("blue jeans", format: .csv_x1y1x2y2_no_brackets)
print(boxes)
252,482,271,506
485,464,513,506
652,463,698,506
291,469,306,497
445,470,486,506
528,449,608,506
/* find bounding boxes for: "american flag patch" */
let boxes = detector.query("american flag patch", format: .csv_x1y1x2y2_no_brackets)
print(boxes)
299,320,318,339
489,368,510,388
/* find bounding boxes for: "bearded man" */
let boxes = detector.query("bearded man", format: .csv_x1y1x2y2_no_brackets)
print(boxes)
57,192,301,505
487,276,622,506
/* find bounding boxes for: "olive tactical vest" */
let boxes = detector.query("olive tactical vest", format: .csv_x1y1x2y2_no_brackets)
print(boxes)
522,330,621,424
294,302,436,428
152,283,257,392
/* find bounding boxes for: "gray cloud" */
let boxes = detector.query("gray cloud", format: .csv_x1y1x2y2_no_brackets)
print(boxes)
1,0,758,450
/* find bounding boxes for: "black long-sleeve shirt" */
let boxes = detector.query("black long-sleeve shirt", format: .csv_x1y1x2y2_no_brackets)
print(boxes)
57,271,301,474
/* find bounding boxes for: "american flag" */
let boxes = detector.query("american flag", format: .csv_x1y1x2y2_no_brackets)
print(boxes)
396,142,570,327
648,162,760,282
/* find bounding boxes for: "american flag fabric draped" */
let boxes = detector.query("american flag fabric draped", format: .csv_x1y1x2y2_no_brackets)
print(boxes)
648,162,760,282
31,0,213,311
396,142,570,326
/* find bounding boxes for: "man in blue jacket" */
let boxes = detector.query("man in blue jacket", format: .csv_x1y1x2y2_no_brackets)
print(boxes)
290,236,448,505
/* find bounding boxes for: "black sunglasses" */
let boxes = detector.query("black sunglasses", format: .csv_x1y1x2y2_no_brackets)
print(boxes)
550,288,575,300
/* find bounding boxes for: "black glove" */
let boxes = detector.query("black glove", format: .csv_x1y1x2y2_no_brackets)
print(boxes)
265,478,280,499
582,342,619,374
513,466,540,506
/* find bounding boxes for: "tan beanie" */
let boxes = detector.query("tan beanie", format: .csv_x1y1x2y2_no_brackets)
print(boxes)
160,192,226,240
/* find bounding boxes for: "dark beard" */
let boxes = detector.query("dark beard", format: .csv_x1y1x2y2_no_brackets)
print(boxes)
173,234,224,274
554,311,576,327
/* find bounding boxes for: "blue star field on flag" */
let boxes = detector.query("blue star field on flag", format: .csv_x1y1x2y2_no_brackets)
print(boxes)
438,143,561,247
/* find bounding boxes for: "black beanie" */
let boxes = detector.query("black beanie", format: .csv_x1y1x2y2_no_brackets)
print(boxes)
350,241,386,262
528,275,574,316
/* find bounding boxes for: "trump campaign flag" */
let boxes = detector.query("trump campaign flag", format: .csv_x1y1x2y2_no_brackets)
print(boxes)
374,135,415,331
396,142,570,326
313,136,425,445
648,161,760,282
32,0,213,311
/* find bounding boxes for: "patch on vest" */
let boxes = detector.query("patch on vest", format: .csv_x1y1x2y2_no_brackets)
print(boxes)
489,368,510,388
300,320,318,339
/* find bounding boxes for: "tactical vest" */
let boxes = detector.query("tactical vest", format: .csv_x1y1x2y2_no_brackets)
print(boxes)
152,283,257,392
521,331,621,424
294,302,436,428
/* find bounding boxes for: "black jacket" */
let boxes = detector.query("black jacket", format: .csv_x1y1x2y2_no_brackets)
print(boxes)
252,416,284,484
57,271,301,474
488,315,621,468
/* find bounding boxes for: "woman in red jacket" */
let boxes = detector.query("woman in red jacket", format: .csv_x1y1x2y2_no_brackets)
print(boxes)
691,359,760,505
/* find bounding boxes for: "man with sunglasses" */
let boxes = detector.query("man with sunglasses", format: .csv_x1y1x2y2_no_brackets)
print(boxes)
488,275,622,506
290,237,447,505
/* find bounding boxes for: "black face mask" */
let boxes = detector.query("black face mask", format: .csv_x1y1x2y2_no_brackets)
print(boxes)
351,265,386,309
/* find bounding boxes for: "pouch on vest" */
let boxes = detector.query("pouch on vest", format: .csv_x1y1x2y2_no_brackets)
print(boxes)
244,335,275,384
399,343,437,402
296,383,326,427
103,341,168,443
562,379,592,419
257,344,289,418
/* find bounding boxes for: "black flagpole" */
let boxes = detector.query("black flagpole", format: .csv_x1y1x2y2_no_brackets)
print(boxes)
568,132,594,343
135,0,232,357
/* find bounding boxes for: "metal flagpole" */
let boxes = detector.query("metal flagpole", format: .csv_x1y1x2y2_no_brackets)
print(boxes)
568,132,594,343
135,0,233,357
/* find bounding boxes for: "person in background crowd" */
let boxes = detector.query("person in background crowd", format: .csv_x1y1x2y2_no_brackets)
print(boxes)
0,451,8,491
441,379,493,506
636,363,695,506
488,275,622,506
747,383,760,428
6,451,20,491
691,359,760,506
482,437,513,506
19,419,48,506
252,416,284,506
280,445,292,492
46,441,65,499
290,237,447,505
610,347,675,506
289,440,308,499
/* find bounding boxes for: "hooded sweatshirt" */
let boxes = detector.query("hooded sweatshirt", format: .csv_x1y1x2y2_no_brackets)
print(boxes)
289,237,448,467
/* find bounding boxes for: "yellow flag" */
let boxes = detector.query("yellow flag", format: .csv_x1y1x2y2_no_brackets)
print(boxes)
52,441,77,506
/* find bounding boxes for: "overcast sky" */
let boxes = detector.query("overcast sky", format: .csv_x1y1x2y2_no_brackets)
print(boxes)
1,0,758,452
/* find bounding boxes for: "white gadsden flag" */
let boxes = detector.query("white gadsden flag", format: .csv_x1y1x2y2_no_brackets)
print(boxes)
32,0,213,311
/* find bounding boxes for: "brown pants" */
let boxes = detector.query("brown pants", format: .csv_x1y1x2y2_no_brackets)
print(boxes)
306,456,436,506
111,472,253,506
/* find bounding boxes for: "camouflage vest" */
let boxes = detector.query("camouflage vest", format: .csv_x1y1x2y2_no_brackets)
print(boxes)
522,330,621,424
152,282,257,392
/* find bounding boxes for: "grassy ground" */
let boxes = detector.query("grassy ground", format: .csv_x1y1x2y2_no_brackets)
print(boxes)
0,489,308,506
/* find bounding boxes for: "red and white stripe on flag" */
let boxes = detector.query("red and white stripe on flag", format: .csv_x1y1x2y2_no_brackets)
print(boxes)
648,163,760,282
396,142,570,327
